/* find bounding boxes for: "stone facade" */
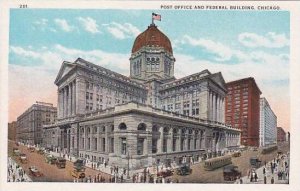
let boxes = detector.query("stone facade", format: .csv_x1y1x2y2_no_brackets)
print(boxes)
16,102,57,145
43,23,240,170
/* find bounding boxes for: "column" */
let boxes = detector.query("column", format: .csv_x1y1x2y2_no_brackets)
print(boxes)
65,87,68,117
167,127,173,152
157,126,163,153
105,126,109,153
62,89,65,118
177,129,181,151
212,93,215,121
73,81,76,115
209,91,212,120
68,85,71,117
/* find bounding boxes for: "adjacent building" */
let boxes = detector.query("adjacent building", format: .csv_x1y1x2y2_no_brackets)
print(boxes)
277,127,286,143
43,23,240,170
16,102,57,145
259,98,277,147
225,78,261,147
8,121,17,141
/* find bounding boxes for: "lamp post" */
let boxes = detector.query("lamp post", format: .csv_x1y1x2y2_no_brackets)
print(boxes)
127,144,130,179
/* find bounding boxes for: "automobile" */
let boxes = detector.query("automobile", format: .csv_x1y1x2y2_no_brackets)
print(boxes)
56,157,66,168
176,164,192,176
223,165,241,181
45,154,57,164
19,153,28,164
250,157,262,168
70,159,86,178
232,151,241,157
29,166,43,177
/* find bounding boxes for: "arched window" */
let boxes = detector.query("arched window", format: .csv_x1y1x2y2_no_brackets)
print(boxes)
87,127,90,134
102,126,106,133
163,127,169,133
119,123,127,130
138,123,146,131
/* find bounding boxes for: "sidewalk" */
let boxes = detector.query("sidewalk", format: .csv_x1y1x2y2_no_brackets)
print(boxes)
239,154,289,184
7,157,32,182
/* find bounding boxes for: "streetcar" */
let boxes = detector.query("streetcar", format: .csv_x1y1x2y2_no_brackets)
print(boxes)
204,155,232,171
261,145,278,154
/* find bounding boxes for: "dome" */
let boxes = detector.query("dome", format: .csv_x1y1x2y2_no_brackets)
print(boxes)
131,24,173,54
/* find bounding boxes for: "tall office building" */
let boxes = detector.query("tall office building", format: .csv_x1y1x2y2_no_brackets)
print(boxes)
259,97,277,146
225,78,261,147
16,102,57,145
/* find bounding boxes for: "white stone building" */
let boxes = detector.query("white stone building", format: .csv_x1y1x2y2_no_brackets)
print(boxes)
43,23,240,169
259,97,277,147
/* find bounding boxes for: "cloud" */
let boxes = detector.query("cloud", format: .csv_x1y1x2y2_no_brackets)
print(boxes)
54,18,73,32
77,17,100,34
173,51,289,129
33,18,48,31
176,35,233,61
238,32,290,48
10,46,41,59
9,44,132,122
105,22,140,39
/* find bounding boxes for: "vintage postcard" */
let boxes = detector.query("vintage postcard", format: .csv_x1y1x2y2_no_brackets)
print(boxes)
1,1,299,191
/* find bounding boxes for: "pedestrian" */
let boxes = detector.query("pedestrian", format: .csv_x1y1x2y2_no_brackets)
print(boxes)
254,172,258,182
121,174,123,183
263,167,266,175
239,177,243,184
264,176,267,184
12,174,15,182
271,177,274,184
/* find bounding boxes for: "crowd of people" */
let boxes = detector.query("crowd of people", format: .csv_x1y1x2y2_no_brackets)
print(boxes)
7,157,31,182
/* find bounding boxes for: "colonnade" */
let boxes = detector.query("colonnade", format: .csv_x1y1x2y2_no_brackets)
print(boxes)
58,80,76,118
208,90,225,123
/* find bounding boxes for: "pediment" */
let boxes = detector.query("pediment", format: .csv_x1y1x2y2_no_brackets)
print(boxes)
210,72,227,90
54,61,76,85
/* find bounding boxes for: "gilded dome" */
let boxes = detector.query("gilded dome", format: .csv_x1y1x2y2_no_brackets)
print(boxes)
131,24,173,54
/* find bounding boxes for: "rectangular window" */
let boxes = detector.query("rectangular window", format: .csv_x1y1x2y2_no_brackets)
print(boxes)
110,138,114,153
121,138,127,155
180,138,184,151
94,138,97,151
163,138,167,152
152,139,157,153
172,138,176,152
137,138,144,155
102,138,105,152
188,139,191,150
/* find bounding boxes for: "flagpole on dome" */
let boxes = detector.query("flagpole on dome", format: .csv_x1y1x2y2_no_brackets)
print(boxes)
151,12,154,26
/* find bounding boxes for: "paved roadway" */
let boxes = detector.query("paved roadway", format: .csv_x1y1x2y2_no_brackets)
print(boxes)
8,140,289,183
8,141,112,182
169,143,289,183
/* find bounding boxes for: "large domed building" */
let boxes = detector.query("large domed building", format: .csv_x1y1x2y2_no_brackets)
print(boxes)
130,24,175,82
41,21,240,171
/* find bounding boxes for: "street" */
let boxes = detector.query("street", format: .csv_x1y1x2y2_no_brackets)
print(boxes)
8,140,289,183
8,140,112,182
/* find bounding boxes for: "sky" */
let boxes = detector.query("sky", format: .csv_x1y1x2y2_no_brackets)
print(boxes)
9,9,290,131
